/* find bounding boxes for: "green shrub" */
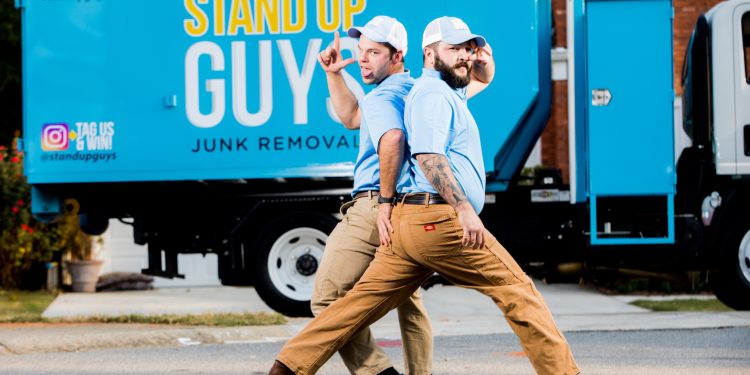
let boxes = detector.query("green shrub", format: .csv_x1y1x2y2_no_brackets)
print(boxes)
0,136,62,289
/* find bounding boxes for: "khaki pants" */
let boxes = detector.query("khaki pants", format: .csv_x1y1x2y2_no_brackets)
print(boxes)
311,196,433,375
281,202,580,375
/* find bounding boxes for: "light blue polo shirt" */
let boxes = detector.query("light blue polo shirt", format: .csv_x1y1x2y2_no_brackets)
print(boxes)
401,68,486,213
351,72,414,196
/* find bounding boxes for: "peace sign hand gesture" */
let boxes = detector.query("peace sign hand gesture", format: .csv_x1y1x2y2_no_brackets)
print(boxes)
318,31,357,74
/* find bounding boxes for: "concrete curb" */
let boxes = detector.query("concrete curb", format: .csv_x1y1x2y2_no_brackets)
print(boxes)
0,324,295,355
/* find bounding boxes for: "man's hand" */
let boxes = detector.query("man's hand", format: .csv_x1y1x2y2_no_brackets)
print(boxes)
467,42,494,99
415,153,485,248
318,31,356,74
455,203,485,249
469,42,493,68
376,203,395,246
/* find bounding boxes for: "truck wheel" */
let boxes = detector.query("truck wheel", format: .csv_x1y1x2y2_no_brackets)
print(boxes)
711,222,750,310
253,212,337,317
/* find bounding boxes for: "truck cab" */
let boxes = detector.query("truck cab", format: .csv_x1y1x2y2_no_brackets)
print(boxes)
679,0,750,309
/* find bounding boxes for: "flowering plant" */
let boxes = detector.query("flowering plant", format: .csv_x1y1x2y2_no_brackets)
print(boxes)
0,137,61,288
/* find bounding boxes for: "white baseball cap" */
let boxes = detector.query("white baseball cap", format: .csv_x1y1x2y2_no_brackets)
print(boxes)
348,15,408,57
422,16,487,49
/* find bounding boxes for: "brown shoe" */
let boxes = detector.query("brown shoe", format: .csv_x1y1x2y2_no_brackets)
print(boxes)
268,360,294,375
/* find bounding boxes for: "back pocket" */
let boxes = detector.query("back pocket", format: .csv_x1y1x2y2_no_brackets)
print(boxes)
405,212,462,259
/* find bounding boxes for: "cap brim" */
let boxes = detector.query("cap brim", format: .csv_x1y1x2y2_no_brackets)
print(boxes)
347,26,389,43
443,34,487,48
347,27,363,38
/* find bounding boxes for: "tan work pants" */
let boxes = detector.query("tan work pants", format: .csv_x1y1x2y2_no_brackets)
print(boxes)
282,202,580,375
311,195,433,375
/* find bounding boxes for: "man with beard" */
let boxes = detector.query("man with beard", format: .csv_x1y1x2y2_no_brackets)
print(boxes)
312,16,433,375
397,18,580,373
268,17,578,375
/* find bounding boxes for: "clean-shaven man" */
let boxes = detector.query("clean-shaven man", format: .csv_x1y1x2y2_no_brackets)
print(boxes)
311,16,431,375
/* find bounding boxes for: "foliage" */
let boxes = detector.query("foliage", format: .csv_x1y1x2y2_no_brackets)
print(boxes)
0,136,61,289
0,289,287,326
0,289,56,323
518,165,558,186
55,312,288,326
0,0,22,145
631,298,733,312
0,135,94,288
58,208,93,261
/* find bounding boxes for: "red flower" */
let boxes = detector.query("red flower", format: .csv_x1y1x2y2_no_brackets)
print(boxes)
0,154,4,161
16,199,24,207
10,156,19,163
12,206,19,214
20,224,33,234
0,145,5,150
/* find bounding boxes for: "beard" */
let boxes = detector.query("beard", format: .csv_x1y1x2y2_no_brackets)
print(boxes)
434,53,472,89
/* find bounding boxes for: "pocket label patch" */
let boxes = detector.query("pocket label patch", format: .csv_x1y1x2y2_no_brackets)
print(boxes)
423,224,436,232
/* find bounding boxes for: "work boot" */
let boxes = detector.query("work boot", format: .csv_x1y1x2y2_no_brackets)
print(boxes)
377,367,401,375
268,360,294,375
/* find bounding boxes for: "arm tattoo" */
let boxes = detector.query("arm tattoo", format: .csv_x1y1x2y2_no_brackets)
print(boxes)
418,154,468,207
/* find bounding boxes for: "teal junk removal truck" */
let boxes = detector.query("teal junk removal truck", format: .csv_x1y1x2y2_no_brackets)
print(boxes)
16,0,750,315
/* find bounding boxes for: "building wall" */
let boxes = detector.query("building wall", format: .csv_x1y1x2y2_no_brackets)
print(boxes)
541,0,723,182
673,0,725,95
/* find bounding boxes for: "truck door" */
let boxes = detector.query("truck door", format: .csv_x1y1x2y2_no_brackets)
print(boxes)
735,5,750,174
585,0,675,245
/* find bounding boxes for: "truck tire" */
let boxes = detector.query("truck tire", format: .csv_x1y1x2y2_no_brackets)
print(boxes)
253,212,337,317
711,220,750,311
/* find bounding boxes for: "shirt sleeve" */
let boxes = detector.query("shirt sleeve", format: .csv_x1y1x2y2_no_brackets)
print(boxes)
407,92,452,156
362,92,406,152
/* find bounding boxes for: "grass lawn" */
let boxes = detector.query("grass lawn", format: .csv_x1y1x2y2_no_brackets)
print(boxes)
58,312,286,326
0,290,56,323
630,298,733,312
0,290,286,326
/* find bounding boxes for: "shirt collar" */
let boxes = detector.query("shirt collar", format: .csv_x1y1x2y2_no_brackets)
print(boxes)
377,70,411,87
422,68,441,79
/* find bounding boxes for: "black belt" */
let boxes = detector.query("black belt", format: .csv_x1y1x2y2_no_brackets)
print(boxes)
353,190,380,199
397,193,447,205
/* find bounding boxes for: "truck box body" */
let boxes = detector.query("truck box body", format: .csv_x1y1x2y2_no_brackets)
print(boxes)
20,0,545,186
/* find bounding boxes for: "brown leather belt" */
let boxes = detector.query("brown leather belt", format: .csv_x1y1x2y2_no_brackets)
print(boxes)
353,190,380,199
397,193,447,205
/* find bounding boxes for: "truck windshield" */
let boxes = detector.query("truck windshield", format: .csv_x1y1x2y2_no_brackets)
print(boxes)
743,12,750,83
681,15,711,145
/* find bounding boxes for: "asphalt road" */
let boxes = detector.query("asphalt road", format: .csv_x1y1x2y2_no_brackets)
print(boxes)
1,327,748,374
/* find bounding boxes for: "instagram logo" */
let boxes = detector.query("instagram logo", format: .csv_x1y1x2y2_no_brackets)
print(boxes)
42,123,69,151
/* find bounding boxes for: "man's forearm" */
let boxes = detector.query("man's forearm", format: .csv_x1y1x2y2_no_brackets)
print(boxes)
326,72,360,129
378,130,405,198
416,153,470,209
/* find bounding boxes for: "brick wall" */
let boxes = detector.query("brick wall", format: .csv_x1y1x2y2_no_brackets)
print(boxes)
540,0,570,181
540,0,722,183
673,0,724,95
